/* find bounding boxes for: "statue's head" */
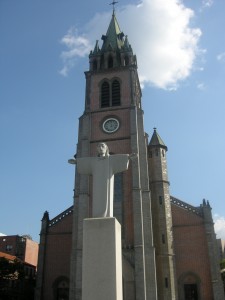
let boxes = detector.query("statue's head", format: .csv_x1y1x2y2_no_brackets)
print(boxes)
97,142,109,157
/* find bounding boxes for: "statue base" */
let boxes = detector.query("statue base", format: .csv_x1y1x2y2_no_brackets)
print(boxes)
82,217,123,300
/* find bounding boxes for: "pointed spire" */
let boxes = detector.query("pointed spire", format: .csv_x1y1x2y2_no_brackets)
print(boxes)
93,40,100,54
124,35,132,51
101,12,125,52
42,211,49,221
149,128,167,150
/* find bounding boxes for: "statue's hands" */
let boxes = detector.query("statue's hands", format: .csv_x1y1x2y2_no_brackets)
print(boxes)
129,153,137,160
68,154,77,164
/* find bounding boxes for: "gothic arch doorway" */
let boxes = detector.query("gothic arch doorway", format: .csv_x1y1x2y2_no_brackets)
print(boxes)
52,276,69,300
178,272,201,300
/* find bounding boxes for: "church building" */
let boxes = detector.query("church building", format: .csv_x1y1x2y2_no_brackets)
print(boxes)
35,11,224,300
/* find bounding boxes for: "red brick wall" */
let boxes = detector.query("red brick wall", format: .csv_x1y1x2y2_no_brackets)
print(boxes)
90,70,131,111
24,238,39,267
91,109,131,143
0,235,18,255
42,213,73,300
0,235,38,267
171,204,213,299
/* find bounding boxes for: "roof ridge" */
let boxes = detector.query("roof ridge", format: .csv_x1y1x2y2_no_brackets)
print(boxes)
170,196,203,217
48,205,73,227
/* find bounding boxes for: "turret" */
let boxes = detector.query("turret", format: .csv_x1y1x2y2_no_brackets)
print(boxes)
148,128,177,299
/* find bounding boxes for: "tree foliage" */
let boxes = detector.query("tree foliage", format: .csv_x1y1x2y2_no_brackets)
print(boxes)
0,257,24,280
0,257,31,299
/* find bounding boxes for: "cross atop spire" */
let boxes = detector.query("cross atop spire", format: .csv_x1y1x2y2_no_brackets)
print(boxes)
109,1,118,14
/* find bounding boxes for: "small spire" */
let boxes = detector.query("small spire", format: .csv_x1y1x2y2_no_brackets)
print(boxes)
42,211,49,221
93,40,100,54
149,128,167,150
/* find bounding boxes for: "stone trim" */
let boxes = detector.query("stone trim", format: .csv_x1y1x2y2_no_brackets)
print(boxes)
48,206,73,227
170,196,203,217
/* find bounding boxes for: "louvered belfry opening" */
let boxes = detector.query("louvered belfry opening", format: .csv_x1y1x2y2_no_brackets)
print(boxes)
112,80,120,106
101,81,110,107
101,80,120,108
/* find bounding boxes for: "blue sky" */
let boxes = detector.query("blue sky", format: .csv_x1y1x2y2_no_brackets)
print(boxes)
1,0,225,242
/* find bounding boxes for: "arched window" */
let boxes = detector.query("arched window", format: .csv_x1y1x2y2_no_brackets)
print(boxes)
100,55,104,69
100,79,121,108
112,80,121,106
108,55,113,68
124,56,129,66
93,60,97,71
101,81,110,108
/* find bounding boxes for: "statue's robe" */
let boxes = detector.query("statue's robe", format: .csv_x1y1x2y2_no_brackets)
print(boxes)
77,154,129,218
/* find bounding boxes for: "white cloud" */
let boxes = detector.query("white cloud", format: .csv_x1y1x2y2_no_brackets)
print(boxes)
217,52,225,63
59,27,92,76
214,214,225,240
0,233,6,236
202,0,213,8
197,82,205,90
59,0,202,90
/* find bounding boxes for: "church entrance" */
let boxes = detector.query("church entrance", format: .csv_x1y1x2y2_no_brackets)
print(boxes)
56,287,69,300
184,284,198,300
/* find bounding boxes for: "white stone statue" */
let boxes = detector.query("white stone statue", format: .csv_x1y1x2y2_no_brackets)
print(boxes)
69,142,136,218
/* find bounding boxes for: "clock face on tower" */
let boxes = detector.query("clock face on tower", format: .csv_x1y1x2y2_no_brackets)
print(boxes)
102,118,120,133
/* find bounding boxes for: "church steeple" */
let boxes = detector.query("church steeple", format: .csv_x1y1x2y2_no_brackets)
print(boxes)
89,12,135,71
71,10,158,300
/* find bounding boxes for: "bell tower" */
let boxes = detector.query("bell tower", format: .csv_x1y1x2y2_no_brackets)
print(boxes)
69,12,158,300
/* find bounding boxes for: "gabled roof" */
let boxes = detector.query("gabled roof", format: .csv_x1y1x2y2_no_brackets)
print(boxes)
149,128,167,150
48,205,73,228
170,196,203,217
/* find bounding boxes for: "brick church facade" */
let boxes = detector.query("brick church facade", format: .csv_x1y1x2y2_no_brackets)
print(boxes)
35,12,224,300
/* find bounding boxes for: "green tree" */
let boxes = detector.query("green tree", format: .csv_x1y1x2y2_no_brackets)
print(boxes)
0,257,36,299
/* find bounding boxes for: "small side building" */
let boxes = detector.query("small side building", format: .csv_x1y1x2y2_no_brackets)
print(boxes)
0,234,39,267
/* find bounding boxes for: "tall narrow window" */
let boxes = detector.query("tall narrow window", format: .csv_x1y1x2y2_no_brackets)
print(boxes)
159,196,163,205
108,55,113,68
165,277,168,288
114,172,123,202
100,55,104,69
114,172,123,233
101,81,110,107
124,56,129,66
93,60,97,71
112,80,121,106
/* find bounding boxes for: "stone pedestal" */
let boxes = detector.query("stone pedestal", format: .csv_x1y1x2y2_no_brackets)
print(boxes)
82,217,123,300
